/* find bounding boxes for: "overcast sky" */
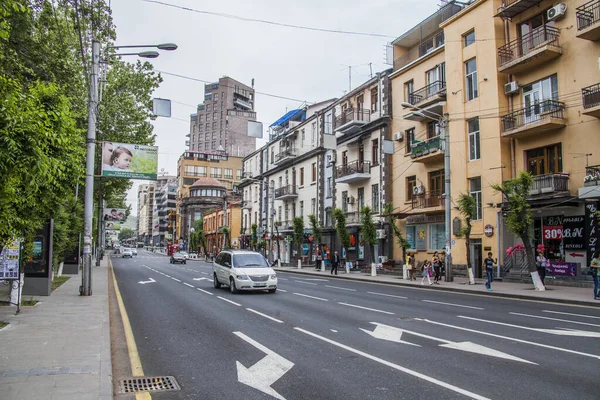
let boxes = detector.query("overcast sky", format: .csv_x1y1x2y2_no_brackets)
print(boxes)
111,0,441,214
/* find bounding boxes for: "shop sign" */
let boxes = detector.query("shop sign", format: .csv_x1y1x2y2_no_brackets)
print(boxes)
415,225,427,251
484,224,494,237
303,244,309,255
358,233,364,259
407,215,444,224
546,262,577,277
585,201,600,266
543,216,563,241
563,216,585,250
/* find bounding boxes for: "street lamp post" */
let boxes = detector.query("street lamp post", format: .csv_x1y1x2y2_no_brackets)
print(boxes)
401,102,452,282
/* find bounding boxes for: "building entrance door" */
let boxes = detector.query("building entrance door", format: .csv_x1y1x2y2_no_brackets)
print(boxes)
470,239,483,278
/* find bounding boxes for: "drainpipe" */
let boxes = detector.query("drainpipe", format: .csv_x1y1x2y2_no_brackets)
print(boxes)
377,72,384,261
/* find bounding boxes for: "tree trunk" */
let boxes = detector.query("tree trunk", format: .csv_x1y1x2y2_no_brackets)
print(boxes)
521,233,545,291
465,234,475,285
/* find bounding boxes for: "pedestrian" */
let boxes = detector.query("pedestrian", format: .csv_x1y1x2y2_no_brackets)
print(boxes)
331,251,340,275
536,250,548,287
432,252,442,284
315,248,322,271
420,260,432,285
483,252,497,291
408,255,416,281
590,254,600,300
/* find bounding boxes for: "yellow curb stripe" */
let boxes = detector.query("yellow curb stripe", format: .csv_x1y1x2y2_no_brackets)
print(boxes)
109,258,152,400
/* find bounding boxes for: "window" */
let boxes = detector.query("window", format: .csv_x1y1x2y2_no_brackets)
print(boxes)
213,112,218,121
205,123,210,130
300,201,304,217
406,226,416,249
311,199,316,215
199,115,204,122
357,187,365,210
212,131,216,139
271,148,275,163
211,141,216,149
469,177,482,221
406,176,416,201
468,117,480,161
463,30,475,47
284,204,289,221
198,166,207,177
342,151,348,166
372,184,379,213
204,142,209,150
325,112,332,134
342,191,348,212
465,58,478,101
213,93,218,102
526,143,562,176
192,125,196,133
236,169,242,180
311,122,316,145
312,162,317,182
300,167,304,186
278,176,282,188
405,80,414,102
206,104,211,112
278,206,282,222
428,223,445,250
327,177,332,198
427,120,440,139
211,167,222,178
325,209,332,227
371,87,378,112
301,130,305,147
405,128,415,154
371,139,379,166
224,168,233,179
429,169,444,196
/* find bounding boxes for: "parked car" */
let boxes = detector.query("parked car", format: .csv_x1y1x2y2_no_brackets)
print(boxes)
170,252,187,264
131,248,138,256
122,248,133,258
213,250,277,293
179,251,189,260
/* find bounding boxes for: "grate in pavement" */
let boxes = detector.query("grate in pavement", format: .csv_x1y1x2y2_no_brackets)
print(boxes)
119,376,180,393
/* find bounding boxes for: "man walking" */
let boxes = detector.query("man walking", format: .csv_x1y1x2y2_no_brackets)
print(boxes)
331,251,340,275
484,252,496,291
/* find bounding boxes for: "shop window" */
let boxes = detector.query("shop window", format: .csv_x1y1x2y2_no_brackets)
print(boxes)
428,223,445,250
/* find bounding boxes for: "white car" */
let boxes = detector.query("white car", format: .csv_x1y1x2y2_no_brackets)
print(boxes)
179,251,189,260
213,250,277,293
122,248,133,258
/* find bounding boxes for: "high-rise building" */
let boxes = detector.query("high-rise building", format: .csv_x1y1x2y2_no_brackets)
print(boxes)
187,76,257,157
137,184,154,245
152,175,177,247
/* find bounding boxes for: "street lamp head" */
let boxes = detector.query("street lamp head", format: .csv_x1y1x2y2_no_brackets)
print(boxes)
138,51,160,58
400,102,413,108
157,43,178,51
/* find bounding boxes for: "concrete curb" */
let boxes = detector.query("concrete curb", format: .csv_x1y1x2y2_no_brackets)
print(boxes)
274,268,600,307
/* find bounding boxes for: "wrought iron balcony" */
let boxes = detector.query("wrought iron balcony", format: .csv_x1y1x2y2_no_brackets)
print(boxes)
500,100,566,137
407,81,446,108
529,173,570,196
274,185,298,200
344,212,360,225
582,83,600,118
274,148,298,165
576,0,600,41
412,190,444,210
495,0,544,19
498,26,562,74
336,160,371,184
410,136,443,163
275,220,293,230
334,108,370,136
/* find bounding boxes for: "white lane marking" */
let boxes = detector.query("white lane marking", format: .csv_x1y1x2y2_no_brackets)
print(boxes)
218,296,242,306
543,310,600,320
293,293,328,301
138,278,156,285
419,318,600,360
295,278,329,282
171,278,181,282
294,327,490,400
510,312,600,328
294,281,318,286
200,272,208,275
422,300,483,310
330,329,338,333
196,288,214,296
277,289,288,293
278,278,288,281
367,292,408,299
247,308,284,323
183,283,194,288
325,285,356,292
338,302,395,315
234,331,294,400
164,275,172,278
458,315,600,338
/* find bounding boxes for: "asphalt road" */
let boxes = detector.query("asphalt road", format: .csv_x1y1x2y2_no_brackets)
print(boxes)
112,250,600,400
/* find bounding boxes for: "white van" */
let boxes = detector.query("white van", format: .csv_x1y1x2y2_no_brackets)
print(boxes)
213,250,277,293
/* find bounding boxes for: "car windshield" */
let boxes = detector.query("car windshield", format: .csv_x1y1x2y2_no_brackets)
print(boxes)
179,252,188,256
174,252,184,257
233,254,269,268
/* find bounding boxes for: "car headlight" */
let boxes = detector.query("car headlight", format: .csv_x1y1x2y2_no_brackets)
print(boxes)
236,274,250,280
270,274,277,279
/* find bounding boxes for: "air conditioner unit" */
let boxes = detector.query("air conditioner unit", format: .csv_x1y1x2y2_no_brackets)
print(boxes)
376,229,386,239
393,132,403,141
413,185,424,195
504,81,519,95
547,3,567,21
327,152,337,165
346,197,355,204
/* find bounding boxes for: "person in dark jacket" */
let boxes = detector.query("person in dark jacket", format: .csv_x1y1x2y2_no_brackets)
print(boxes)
331,251,340,275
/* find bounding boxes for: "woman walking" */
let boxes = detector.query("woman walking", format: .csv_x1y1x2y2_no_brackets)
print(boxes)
432,252,442,284
421,260,432,285
591,254,600,299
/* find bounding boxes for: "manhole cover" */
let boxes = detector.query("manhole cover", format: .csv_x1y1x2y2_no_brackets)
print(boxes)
119,376,180,393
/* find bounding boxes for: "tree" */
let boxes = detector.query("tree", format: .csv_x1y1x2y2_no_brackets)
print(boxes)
383,203,410,262
455,193,477,284
221,226,232,249
193,218,206,253
333,208,350,250
251,224,258,251
308,213,322,261
292,217,305,263
360,206,377,266
491,171,544,290
119,228,135,241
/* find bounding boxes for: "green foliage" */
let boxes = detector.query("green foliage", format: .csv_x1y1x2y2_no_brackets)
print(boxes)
383,203,409,251
193,218,206,251
360,206,377,265
51,193,82,273
221,226,231,249
455,193,476,238
118,228,135,241
333,208,350,249
308,214,322,245
293,217,304,260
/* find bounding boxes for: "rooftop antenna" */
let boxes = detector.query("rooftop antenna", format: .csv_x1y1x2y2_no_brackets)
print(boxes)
572,153,593,166
251,78,255,88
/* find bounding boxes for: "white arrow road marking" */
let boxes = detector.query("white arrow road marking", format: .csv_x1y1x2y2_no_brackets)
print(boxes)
294,327,490,400
543,310,600,320
234,331,294,400
509,312,600,328
418,318,600,360
438,342,535,364
458,315,600,338
360,323,421,347
193,277,213,282
422,300,483,310
138,278,156,285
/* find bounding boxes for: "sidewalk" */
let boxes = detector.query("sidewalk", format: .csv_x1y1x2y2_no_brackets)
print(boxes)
0,259,112,400
273,265,600,307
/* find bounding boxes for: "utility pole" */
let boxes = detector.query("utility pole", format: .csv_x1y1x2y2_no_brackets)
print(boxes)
269,185,275,263
442,113,452,282
82,40,100,296
348,66,352,92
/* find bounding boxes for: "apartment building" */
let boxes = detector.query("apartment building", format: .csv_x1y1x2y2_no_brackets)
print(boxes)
137,184,154,245
152,175,177,247
392,0,600,284
187,76,257,157
203,203,242,254
239,149,264,249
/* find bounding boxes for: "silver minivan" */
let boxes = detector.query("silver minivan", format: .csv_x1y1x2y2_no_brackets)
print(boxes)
213,250,277,293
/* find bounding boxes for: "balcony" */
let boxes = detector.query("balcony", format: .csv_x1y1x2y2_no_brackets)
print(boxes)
494,0,544,19
234,97,253,110
580,165,600,198
242,200,252,210
274,185,298,200
336,161,371,184
334,108,370,136
576,0,600,41
410,136,443,163
498,26,562,74
274,148,298,165
582,83,600,118
185,140,190,147
529,174,570,197
500,100,566,138
412,190,444,210
394,31,445,71
275,220,293,231
344,212,360,226
407,80,446,109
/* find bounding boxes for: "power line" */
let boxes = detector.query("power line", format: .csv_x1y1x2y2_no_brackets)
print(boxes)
142,0,396,39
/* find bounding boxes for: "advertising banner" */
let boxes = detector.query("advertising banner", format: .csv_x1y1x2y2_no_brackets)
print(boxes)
585,201,600,267
105,221,122,230
563,216,585,250
101,141,158,180
103,208,126,221
546,262,577,277
0,240,20,280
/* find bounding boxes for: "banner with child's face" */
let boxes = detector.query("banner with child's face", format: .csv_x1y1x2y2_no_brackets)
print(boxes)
101,141,158,180
103,208,126,221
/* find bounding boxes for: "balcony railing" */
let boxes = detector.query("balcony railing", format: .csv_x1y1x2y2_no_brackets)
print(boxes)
530,173,569,195
407,80,446,105
394,31,445,71
274,185,297,198
412,190,443,210
498,25,561,69
410,136,442,158
495,0,544,19
345,212,360,225
334,108,371,130
336,160,371,179
584,165,600,186
577,0,600,31
500,100,565,133
275,220,293,230
274,148,297,163
583,83,600,109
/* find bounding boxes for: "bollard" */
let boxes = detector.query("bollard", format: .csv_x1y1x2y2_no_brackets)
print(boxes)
278,259,281,268
371,263,377,277
403,264,408,280
298,259,302,269
321,262,325,272
345,262,350,274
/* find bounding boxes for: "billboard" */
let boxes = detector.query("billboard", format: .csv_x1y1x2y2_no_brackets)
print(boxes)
105,221,122,230
101,141,158,180
0,240,20,280
103,208,126,221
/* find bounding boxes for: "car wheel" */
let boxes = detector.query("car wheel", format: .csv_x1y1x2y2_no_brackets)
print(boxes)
213,273,221,289
229,278,238,294
268,288,276,293
184,261,187,264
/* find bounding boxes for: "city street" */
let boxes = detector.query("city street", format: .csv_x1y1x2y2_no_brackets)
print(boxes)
112,250,600,400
